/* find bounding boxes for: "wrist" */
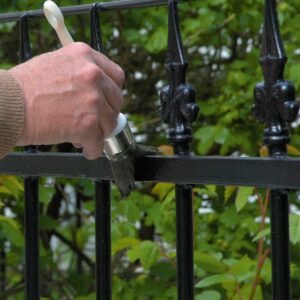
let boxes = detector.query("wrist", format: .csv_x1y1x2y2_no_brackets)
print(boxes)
0,70,25,151
8,67,30,146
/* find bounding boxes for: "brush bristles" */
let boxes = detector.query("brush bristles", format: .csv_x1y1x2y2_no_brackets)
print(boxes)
108,144,159,197
109,155,135,197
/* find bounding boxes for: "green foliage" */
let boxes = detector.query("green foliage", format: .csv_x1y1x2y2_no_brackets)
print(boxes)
196,273,236,288
235,187,255,212
0,215,24,247
1,0,300,299
290,214,300,245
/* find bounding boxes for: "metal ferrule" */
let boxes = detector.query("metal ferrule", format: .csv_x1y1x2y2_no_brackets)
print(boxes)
103,123,135,159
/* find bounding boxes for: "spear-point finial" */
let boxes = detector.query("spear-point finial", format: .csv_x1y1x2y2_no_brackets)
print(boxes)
260,0,286,86
165,0,188,92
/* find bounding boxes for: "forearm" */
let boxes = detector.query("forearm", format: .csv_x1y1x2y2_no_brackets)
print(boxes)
0,70,24,158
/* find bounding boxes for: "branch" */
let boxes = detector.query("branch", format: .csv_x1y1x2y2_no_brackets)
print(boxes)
248,189,271,300
0,281,24,300
51,230,95,272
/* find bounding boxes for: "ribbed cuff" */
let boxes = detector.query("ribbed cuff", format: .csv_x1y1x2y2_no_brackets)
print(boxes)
0,70,24,158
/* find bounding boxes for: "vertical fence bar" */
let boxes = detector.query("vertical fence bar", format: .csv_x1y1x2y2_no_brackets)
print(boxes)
252,0,299,298
0,244,5,294
160,1,199,298
91,6,112,299
76,196,83,273
0,206,5,295
24,176,39,300
270,189,290,298
175,181,194,300
95,180,111,300
20,15,40,300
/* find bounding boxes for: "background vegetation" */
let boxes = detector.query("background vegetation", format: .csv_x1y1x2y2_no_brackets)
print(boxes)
1,0,300,299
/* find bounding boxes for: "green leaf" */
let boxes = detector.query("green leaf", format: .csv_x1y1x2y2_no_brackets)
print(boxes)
39,185,54,204
74,293,96,300
289,214,300,245
196,273,236,288
128,241,160,270
235,186,254,212
76,227,90,249
0,216,24,247
252,228,270,242
224,186,237,203
0,176,23,198
195,126,215,155
152,183,174,201
127,245,140,263
139,241,160,270
118,201,140,222
232,283,263,300
287,63,300,87
151,262,176,280
145,27,167,53
112,237,140,255
196,291,221,300
194,252,227,273
229,256,256,282
214,127,230,144
161,189,176,211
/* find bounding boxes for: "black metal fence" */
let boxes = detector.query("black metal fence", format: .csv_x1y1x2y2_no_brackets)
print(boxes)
0,0,299,299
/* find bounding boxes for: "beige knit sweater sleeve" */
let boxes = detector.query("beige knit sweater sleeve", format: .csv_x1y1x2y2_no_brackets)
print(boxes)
0,70,24,159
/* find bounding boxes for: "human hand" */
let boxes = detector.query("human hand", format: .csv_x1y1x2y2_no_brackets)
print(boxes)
9,42,124,160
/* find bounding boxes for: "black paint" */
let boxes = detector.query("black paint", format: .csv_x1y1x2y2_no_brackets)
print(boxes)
253,0,298,298
160,1,198,299
2,153,300,188
95,181,111,300
0,0,176,24
20,15,40,300
0,0,297,298
91,8,112,300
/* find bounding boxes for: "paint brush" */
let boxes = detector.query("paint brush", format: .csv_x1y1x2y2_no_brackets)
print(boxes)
43,0,158,197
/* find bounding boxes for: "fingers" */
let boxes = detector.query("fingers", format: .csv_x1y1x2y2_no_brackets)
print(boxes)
82,138,104,160
95,88,119,137
79,119,104,160
90,49,125,88
97,70,124,114
73,143,82,149
64,42,125,88
75,90,118,159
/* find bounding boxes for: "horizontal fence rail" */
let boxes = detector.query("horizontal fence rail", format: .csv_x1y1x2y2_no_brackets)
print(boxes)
1,153,300,189
0,0,186,23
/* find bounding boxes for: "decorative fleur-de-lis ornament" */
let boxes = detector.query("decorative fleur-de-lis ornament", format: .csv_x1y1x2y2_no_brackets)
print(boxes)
160,0,199,146
253,0,299,156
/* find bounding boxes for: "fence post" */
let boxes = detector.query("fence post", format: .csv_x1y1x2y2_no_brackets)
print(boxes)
91,5,112,300
252,0,299,298
20,14,40,300
160,1,199,298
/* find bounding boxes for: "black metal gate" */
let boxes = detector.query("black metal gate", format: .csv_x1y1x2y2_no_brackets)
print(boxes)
0,0,299,299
